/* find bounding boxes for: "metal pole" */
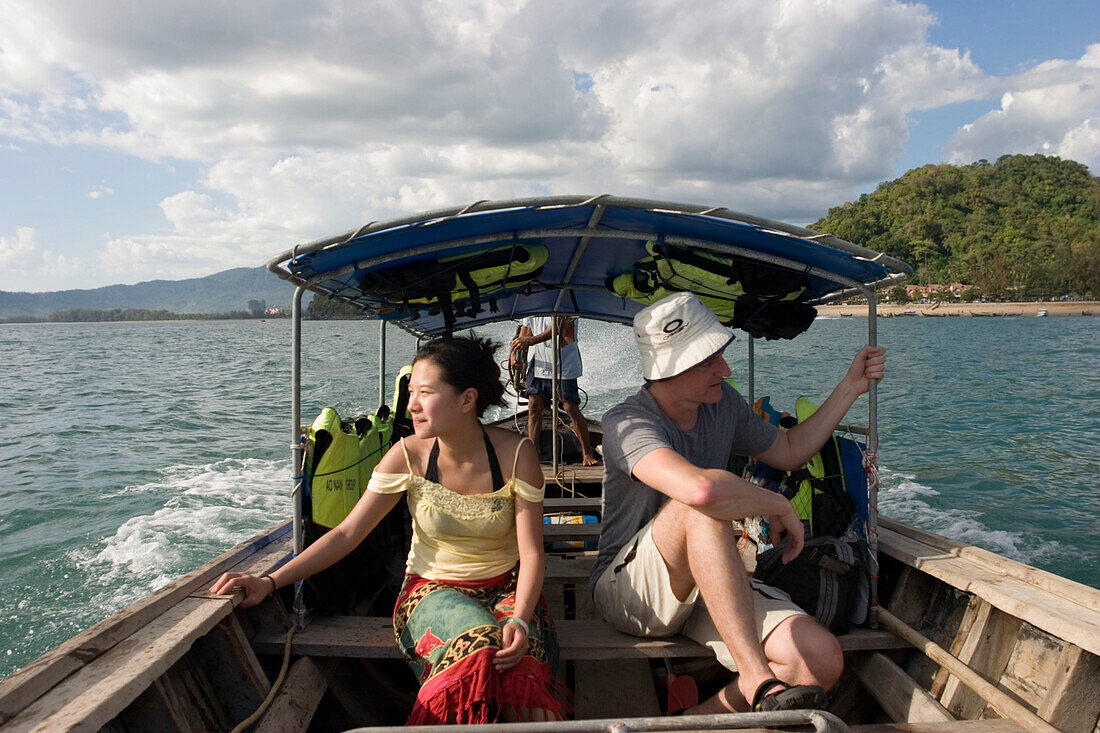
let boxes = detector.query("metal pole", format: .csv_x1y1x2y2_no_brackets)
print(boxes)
747,336,755,405
550,317,560,473
290,285,306,631
379,320,387,408
865,289,880,627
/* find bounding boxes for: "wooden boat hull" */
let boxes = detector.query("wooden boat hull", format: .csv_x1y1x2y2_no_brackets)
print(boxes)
2,487,1097,732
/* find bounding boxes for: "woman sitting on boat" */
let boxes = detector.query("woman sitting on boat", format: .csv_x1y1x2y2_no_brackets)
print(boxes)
211,335,572,724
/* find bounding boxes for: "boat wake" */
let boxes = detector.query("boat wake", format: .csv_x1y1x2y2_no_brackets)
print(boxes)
878,467,1063,567
73,457,289,615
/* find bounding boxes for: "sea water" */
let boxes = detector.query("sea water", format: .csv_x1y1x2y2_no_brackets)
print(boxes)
0,316,1097,678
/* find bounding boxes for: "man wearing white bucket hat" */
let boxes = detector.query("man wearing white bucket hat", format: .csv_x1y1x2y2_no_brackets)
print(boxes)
591,291,886,715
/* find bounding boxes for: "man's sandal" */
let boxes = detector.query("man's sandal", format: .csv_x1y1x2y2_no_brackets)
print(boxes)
750,678,828,712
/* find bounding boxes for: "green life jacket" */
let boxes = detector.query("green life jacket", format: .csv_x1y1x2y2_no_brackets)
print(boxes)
745,396,865,538
606,241,817,340
789,397,860,537
307,407,393,529
358,243,549,333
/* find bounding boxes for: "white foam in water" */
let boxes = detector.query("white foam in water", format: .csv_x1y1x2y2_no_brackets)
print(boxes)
73,457,290,613
878,467,1062,566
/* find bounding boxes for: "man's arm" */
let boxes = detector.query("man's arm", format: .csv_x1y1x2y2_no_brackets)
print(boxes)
631,445,804,560
557,317,576,346
756,345,885,471
512,324,551,349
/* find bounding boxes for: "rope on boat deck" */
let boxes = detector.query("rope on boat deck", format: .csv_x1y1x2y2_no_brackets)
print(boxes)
230,625,296,733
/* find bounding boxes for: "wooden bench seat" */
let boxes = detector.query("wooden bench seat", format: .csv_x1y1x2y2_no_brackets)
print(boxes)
250,616,910,660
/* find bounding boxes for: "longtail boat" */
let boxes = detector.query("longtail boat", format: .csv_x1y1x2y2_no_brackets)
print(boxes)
2,196,1097,733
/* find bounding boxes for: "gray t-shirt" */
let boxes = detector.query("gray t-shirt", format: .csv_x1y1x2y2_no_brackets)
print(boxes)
591,382,778,585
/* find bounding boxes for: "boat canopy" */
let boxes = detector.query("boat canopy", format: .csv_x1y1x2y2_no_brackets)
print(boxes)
268,195,912,339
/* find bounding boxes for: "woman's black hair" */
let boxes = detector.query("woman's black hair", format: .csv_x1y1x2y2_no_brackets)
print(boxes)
413,334,506,418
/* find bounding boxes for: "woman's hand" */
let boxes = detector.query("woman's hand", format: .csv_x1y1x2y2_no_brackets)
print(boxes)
209,572,274,608
494,619,530,671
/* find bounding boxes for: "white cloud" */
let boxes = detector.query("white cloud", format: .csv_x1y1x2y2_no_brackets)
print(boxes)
1,1,1096,287
97,190,295,282
945,44,1100,169
0,227,81,291
87,183,113,199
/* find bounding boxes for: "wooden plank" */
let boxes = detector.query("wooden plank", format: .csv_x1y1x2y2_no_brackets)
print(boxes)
940,602,1021,719
543,523,601,539
877,608,1060,733
881,518,1100,614
573,660,659,719
253,657,336,733
544,497,601,511
251,616,909,660
162,656,230,732
3,596,236,733
542,465,604,483
114,677,192,733
1000,624,1061,711
546,555,595,582
0,521,291,727
930,594,986,698
1036,644,1100,733
850,652,954,723
880,526,1100,657
186,613,272,723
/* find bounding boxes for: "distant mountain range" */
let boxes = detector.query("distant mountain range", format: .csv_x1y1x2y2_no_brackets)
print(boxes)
0,266,302,319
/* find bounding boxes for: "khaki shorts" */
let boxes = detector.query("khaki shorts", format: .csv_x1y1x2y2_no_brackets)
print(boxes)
593,516,806,672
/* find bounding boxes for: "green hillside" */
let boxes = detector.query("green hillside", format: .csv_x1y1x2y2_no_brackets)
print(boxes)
812,154,1100,298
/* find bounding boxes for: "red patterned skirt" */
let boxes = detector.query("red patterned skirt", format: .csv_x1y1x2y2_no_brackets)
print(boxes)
393,569,573,724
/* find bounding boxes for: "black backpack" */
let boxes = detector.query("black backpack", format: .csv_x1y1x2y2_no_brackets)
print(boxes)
752,536,870,634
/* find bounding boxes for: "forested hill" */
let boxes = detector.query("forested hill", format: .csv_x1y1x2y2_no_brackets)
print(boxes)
812,154,1100,297
0,266,296,319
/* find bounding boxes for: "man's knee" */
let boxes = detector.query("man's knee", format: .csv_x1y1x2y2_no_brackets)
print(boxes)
767,615,843,688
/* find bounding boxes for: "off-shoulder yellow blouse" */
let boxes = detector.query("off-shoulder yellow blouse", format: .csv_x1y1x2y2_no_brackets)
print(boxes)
366,437,544,580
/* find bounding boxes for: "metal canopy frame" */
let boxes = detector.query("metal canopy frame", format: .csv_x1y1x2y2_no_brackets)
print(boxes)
277,195,910,629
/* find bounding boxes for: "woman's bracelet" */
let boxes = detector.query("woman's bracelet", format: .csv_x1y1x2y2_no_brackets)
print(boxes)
262,575,277,595
506,616,530,635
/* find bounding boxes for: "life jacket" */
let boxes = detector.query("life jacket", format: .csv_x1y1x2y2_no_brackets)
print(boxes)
299,375,414,614
390,365,414,442
606,240,817,340
306,406,393,529
358,243,549,333
745,396,867,539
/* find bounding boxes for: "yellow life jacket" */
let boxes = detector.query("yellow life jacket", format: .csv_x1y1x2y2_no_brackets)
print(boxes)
358,243,549,332
791,397,824,529
606,241,816,339
308,407,392,529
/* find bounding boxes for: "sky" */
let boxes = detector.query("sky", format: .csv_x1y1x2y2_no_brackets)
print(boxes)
0,0,1097,292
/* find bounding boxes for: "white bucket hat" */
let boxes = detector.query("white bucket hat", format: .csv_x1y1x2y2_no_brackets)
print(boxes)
633,292,735,380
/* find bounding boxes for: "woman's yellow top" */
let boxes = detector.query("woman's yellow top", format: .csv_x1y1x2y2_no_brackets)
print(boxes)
366,437,544,580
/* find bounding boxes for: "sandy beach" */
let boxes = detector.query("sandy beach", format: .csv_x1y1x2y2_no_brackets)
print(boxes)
817,300,1098,317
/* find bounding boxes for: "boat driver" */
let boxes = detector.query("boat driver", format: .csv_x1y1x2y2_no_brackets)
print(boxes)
592,291,886,714
511,316,599,466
